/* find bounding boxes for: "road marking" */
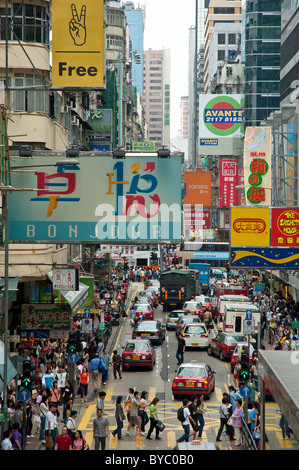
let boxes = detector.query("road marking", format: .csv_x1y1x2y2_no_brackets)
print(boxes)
167,431,176,448
275,432,293,448
108,433,118,449
148,387,156,401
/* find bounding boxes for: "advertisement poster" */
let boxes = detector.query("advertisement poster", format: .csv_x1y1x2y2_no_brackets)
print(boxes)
271,208,299,246
184,172,211,206
230,247,299,269
230,207,270,247
220,159,238,208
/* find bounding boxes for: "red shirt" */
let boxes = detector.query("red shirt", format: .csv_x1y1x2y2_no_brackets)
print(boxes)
56,433,72,450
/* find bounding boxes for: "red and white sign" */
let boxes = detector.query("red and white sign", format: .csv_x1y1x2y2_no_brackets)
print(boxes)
184,208,210,230
220,159,238,208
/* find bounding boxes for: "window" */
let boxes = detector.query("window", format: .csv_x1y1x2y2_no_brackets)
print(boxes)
228,33,236,44
0,4,49,45
218,33,226,44
218,50,225,60
10,74,49,114
106,36,124,50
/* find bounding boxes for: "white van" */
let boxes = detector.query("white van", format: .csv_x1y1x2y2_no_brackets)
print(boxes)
222,302,260,335
218,295,251,330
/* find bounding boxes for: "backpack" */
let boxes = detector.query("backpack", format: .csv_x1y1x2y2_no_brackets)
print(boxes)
98,359,105,372
177,406,185,423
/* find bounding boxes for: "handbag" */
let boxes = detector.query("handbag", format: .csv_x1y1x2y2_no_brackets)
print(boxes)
156,420,165,432
45,433,54,449
252,427,260,440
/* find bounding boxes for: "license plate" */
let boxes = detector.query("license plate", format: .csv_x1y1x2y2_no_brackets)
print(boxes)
192,343,199,347
133,355,140,360
186,382,195,387
141,333,150,336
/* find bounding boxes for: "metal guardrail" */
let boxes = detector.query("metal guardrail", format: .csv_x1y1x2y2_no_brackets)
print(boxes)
241,416,258,450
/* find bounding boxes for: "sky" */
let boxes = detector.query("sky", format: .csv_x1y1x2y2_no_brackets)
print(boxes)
140,0,196,139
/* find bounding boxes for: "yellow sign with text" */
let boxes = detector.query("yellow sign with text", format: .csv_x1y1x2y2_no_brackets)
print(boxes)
230,207,270,247
52,0,105,88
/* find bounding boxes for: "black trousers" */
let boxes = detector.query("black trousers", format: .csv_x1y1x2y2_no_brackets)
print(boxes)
216,417,234,440
147,418,160,438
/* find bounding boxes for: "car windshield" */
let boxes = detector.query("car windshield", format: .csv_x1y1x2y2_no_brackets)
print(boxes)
125,342,150,351
226,335,246,344
136,304,151,310
184,302,197,308
234,343,255,354
169,312,180,318
136,322,157,331
184,325,206,334
180,316,199,323
177,366,206,377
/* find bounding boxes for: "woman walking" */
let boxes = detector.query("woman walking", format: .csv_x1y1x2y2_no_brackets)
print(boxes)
79,365,89,402
146,397,161,440
197,394,206,439
112,396,125,440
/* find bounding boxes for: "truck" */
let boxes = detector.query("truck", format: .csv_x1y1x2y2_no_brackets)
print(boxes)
160,269,200,311
188,263,210,294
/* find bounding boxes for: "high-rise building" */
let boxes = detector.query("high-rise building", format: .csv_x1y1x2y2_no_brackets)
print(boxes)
280,0,299,104
243,0,281,126
143,49,170,147
180,96,189,139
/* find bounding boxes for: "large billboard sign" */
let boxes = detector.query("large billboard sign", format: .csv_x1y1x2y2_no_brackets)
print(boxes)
220,159,238,208
271,208,299,247
184,172,211,206
52,0,105,88
230,247,299,269
230,207,270,247
244,127,272,206
9,155,182,243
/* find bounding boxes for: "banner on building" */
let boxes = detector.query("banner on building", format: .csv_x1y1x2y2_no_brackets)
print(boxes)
271,208,299,247
230,247,299,269
244,127,272,206
220,159,238,208
184,172,211,206
230,207,271,247
52,0,105,88
9,154,183,243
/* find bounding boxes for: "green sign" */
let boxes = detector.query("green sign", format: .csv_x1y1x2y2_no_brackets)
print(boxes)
132,141,156,152
0,412,8,422
292,321,299,329
98,322,105,330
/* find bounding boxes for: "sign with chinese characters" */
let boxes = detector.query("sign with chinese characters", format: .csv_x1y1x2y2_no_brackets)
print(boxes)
86,109,112,151
244,127,272,206
220,159,238,208
53,268,79,291
230,207,270,247
21,304,72,330
9,154,182,243
183,206,210,230
271,208,299,247
230,247,299,269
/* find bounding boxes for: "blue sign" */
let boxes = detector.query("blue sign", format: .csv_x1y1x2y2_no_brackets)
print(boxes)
199,138,218,146
240,385,252,398
246,310,252,320
84,308,91,318
68,352,79,363
18,389,31,402
231,247,299,269
194,252,229,260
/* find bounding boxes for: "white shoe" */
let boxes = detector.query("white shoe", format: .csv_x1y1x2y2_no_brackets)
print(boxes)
140,432,147,436
125,431,131,436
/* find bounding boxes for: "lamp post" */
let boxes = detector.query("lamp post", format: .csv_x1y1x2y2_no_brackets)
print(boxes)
1,158,79,433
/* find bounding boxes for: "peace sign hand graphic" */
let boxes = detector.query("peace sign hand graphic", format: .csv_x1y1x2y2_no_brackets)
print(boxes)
69,3,87,46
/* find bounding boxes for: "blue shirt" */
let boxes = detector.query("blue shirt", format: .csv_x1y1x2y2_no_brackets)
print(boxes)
90,357,100,373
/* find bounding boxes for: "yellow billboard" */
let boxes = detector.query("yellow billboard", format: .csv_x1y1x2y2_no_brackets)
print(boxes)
230,207,270,247
52,0,105,88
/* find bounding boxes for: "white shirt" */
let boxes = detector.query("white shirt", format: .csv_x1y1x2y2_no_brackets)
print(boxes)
45,410,56,431
182,407,191,425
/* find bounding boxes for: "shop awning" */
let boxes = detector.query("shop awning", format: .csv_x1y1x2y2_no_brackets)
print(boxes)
0,277,19,301
58,282,89,315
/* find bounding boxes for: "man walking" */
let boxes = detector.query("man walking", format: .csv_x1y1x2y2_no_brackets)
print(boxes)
216,397,235,442
93,408,110,450
177,398,195,443
89,353,102,396
176,333,186,365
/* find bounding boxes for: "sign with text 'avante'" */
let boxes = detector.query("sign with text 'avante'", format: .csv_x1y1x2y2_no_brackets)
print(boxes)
9,154,182,243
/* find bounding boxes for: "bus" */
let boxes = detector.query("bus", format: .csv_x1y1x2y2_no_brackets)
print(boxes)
223,302,260,335
188,263,210,293
160,269,200,311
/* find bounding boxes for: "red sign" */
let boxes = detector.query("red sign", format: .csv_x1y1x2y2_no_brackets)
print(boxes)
271,208,299,246
220,159,238,208
184,209,210,230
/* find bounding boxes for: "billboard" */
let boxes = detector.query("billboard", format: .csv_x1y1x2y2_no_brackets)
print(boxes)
244,127,272,206
271,208,299,247
230,247,299,269
9,155,182,243
220,159,238,208
184,172,211,206
230,207,270,247
52,0,105,88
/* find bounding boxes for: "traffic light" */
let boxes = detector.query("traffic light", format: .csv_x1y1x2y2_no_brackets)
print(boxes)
67,331,77,354
21,359,32,390
239,353,250,382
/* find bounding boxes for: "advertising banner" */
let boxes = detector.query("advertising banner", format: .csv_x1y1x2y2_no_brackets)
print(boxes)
21,304,72,330
184,172,211,206
86,109,112,151
199,94,245,138
230,247,299,269
220,159,238,208
271,208,299,246
230,207,270,247
9,154,182,243
244,127,272,206
52,0,105,88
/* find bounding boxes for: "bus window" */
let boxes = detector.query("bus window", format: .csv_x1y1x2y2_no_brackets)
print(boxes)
235,316,242,333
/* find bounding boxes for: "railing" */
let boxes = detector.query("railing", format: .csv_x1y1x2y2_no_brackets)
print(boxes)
241,416,258,450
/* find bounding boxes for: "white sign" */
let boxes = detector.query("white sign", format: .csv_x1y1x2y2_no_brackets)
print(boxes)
243,319,255,335
53,268,78,291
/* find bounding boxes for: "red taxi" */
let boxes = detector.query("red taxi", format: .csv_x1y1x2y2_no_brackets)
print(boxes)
182,301,203,318
121,339,156,370
172,361,215,399
134,303,154,320
195,295,212,311
230,342,256,373
208,332,247,361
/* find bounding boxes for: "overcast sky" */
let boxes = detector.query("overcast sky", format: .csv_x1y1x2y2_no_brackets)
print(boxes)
140,0,196,139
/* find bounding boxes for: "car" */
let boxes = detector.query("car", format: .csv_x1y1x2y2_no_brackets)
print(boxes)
181,323,209,349
121,339,156,370
194,295,212,311
230,341,256,373
165,310,185,331
172,361,215,398
207,333,247,361
146,287,160,306
132,320,166,345
134,303,154,320
175,315,202,336
182,301,203,318
136,291,155,306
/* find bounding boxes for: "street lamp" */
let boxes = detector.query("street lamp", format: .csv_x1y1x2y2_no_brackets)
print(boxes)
1,158,79,433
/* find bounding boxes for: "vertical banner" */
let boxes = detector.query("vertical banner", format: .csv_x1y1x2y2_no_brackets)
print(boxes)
244,127,272,206
220,159,238,208
184,172,211,206
52,0,105,88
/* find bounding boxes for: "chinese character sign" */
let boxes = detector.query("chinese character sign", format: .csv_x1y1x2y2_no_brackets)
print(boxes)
220,159,238,208
244,127,272,206
271,208,299,246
